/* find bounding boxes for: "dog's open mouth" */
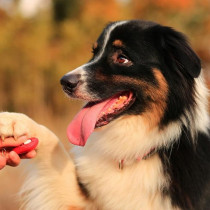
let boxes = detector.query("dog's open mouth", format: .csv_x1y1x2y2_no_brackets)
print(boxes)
67,91,135,146
95,91,135,128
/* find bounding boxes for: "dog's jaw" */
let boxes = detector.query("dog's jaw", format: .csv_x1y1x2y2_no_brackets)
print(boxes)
67,91,135,146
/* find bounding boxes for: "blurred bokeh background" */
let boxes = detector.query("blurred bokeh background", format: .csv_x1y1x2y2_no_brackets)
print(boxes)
0,0,210,144
0,0,210,209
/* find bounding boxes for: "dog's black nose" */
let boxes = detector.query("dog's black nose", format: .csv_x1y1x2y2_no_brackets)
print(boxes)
60,74,81,89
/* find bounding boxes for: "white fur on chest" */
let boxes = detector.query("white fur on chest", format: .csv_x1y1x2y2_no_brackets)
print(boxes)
75,152,176,210
73,116,180,210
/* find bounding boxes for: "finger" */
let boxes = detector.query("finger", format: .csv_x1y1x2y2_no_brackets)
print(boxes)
17,135,28,142
0,135,28,148
20,150,37,159
0,155,6,169
7,151,21,167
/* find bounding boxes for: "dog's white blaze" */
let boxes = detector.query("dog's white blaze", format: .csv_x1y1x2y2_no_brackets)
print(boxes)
65,21,127,76
64,65,97,100
65,65,87,81
87,21,128,66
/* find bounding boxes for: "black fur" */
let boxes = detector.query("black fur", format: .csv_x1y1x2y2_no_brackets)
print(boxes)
159,129,210,210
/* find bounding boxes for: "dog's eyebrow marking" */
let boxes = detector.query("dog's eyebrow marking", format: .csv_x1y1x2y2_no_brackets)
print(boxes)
113,40,124,47
87,21,127,66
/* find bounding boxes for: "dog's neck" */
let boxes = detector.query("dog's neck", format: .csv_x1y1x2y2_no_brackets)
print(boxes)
82,115,181,167
118,147,156,170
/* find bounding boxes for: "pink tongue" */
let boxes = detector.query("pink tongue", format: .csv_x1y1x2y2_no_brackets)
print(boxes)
67,98,113,146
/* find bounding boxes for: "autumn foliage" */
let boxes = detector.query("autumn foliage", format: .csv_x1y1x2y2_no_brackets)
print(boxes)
0,0,209,140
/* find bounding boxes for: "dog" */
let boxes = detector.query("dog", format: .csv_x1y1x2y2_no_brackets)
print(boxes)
0,20,210,210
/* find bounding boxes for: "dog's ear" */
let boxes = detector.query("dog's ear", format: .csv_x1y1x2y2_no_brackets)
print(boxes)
157,26,201,78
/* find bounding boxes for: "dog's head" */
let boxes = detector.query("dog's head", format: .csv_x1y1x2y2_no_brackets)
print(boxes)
60,20,201,146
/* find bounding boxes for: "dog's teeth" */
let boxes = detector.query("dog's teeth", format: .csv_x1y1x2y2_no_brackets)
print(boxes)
24,139,31,145
119,96,127,102
101,112,105,116
117,100,124,105
113,104,118,109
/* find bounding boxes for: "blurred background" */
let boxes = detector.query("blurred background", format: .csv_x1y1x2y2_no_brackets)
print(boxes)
0,0,210,209
0,0,210,144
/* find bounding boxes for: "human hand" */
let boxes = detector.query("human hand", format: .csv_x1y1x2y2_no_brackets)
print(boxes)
0,136,36,170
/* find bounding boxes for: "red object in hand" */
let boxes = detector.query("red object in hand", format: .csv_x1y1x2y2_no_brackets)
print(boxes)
12,137,39,155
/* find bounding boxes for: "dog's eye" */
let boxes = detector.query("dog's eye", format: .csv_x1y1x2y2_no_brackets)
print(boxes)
116,55,130,64
112,51,132,66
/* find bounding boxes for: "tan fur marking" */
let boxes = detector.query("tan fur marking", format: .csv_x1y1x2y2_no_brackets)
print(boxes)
113,39,123,47
95,70,109,80
112,68,168,129
143,69,168,129
112,75,145,86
